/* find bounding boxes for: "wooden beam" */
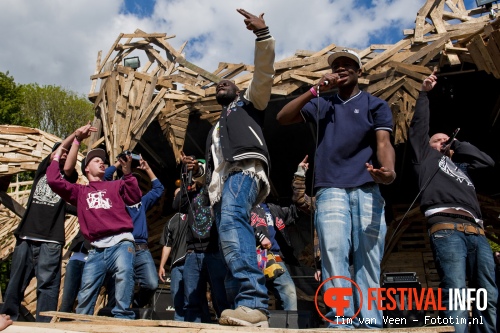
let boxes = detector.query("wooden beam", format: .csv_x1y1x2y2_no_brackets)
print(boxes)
364,39,412,71
176,56,221,83
0,191,26,218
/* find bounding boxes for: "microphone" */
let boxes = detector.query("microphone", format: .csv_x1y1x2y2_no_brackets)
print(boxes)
445,128,460,146
186,155,196,190
442,128,460,153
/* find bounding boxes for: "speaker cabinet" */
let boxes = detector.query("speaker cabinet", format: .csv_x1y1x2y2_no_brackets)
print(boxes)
381,281,425,328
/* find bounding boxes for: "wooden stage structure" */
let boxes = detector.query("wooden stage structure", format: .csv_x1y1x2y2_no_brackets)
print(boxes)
1,312,455,333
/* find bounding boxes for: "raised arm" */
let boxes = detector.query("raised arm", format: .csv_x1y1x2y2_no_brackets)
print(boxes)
46,146,80,206
118,155,142,205
138,158,165,210
409,72,437,164
63,121,97,176
238,9,275,111
277,68,345,125
452,140,495,170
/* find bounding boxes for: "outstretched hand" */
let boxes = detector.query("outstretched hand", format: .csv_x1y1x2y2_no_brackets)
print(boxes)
421,69,438,92
365,163,396,185
237,8,266,31
75,121,98,141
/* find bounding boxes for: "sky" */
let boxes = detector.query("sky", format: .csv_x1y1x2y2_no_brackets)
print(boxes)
0,0,481,96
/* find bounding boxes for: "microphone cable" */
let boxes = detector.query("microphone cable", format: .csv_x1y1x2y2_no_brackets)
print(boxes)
384,132,457,256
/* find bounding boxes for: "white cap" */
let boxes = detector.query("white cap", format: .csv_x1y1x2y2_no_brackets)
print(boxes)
327,49,362,69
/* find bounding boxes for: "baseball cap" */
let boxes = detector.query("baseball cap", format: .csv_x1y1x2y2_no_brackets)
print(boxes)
327,49,362,69
52,142,62,152
81,148,107,175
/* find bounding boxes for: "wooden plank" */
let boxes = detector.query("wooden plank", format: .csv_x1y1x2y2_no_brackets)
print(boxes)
289,74,316,85
403,34,450,65
0,191,26,217
122,32,166,38
469,35,500,77
387,61,432,74
89,50,102,95
219,63,246,80
130,88,167,136
467,36,488,72
414,16,427,42
394,65,428,81
310,43,336,57
378,77,407,100
430,3,447,34
151,37,181,59
176,56,221,83
183,84,206,97
417,0,439,17
99,33,123,73
364,38,412,71
487,30,500,72
274,56,325,70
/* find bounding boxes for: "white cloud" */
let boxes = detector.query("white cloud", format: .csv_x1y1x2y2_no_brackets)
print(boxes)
2,0,429,95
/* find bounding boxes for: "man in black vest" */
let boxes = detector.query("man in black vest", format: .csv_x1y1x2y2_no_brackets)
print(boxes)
185,8,275,328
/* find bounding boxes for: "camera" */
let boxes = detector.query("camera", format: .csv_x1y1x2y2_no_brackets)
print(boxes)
117,150,140,167
118,150,140,160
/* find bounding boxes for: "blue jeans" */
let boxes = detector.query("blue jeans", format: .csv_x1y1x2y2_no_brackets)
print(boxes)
132,249,158,307
107,249,159,308
76,241,135,319
430,228,497,333
1,239,62,322
59,259,86,313
315,185,386,328
183,251,230,322
266,262,297,311
170,264,185,321
214,172,268,312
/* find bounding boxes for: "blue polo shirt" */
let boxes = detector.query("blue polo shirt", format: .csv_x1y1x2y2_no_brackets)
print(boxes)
301,91,393,189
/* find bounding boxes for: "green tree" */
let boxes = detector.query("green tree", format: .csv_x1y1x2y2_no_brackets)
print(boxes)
20,84,94,138
0,71,25,125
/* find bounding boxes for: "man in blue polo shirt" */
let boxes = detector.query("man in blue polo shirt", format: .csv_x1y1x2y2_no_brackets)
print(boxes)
277,49,396,329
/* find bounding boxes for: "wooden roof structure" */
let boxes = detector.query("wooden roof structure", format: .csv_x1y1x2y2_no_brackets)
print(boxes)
0,0,499,327
86,0,500,160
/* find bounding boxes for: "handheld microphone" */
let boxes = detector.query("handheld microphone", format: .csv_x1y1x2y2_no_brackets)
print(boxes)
445,128,460,146
186,155,196,190
442,128,460,152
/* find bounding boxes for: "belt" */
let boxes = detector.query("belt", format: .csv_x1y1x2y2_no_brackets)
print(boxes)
186,249,207,254
135,243,149,251
429,212,476,223
430,222,484,236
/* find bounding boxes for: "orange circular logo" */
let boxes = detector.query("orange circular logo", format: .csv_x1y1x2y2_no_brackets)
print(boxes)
314,275,363,324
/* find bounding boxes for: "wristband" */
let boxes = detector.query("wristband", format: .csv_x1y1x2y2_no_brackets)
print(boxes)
309,86,318,97
73,138,81,145
53,154,61,161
